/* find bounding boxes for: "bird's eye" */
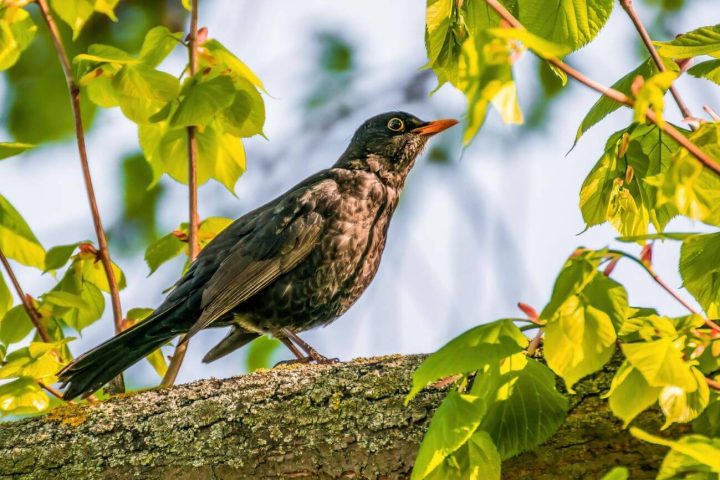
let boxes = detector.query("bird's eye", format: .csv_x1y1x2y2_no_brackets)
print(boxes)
387,118,404,132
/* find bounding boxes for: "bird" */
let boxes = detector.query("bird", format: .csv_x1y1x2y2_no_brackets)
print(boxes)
58,111,458,399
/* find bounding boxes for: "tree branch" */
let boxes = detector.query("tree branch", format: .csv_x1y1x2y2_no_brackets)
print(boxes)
0,248,49,343
162,0,200,388
484,0,720,176
0,355,684,478
607,249,720,333
618,0,695,126
34,0,124,336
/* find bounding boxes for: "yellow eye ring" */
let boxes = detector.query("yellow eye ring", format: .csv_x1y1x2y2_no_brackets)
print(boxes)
387,117,404,132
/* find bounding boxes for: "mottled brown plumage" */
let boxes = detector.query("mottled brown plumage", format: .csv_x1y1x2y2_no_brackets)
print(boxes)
59,111,457,399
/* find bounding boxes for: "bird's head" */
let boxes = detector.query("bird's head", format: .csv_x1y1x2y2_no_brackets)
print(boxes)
336,111,458,188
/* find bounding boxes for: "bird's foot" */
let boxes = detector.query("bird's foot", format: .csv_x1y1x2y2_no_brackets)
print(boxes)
307,351,339,364
273,353,339,367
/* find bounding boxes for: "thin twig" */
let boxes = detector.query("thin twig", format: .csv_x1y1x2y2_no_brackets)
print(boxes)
36,0,125,393
484,0,720,176
703,105,720,121
607,249,720,332
162,0,200,388
706,377,720,391
0,248,50,342
38,381,65,400
527,330,543,355
618,0,694,126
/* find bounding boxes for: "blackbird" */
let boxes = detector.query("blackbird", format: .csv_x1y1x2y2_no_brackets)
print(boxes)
59,111,458,399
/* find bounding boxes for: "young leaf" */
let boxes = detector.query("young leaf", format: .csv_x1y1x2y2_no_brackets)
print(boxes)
632,71,678,127
688,59,720,85
406,319,528,402
679,233,720,317
74,44,138,66
622,338,696,390
411,391,490,480
42,291,90,311
630,429,720,473
77,253,126,292
49,0,117,40
658,367,710,428
541,250,623,390
0,142,34,160
170,75,236,128
145,232,185,274
0,377,49,416
693,394,720,437
0,341,66,382
600,467,629,480
219,77,266,138
0,7,37,71
0,193,45,269
113,64,181,124
655,24,720,59
647,123,720,226
201,39,265,91
472,354,568,459
517,0,614,51
44,242,83,272
487,27,571,59
138,26,183,68
0,272,11,319
605,361,662,427
423,430,501,480
0,305,33,345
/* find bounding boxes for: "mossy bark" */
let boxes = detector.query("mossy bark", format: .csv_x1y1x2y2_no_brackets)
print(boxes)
0,354,676,479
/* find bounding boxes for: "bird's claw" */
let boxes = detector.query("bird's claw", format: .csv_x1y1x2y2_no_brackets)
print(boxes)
273,355,339,367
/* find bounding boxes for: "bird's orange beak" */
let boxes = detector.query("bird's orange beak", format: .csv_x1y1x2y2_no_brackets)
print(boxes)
411,118,459,136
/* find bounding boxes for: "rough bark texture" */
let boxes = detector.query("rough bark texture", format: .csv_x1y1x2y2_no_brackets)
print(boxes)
0,354,677,479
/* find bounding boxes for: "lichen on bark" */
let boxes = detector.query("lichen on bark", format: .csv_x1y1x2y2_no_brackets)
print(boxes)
0,354,678,479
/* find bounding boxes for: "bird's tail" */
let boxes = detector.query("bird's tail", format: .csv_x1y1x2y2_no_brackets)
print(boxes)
59,309,183,400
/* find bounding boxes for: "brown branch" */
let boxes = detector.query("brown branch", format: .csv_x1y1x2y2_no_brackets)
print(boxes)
35,0,123,335
38,381,65,400
706,377,720,391
484,0,720,177
618,0,695,126
607,249,720,333
0,248,50,343
162,0,200,388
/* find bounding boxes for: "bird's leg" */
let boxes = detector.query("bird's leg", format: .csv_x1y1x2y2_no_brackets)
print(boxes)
281,328,338,364
272,332,313,367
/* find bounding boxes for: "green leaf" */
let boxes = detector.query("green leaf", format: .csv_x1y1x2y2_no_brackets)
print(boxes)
633,71,678,128
202,39,266,91
541,250,622,390
0,272,11,319
0,341,66,382
113,64,181,124
411,391,490,480
0,305,33,345
647,123,720,226
245,336,281,372
655,25,720,59
679,233,720,317
518,0,614,51
198,217,234,246
126,307,154,321
0,377,49,416
42,291,90,310
58,281,105,333
44,242,82,272
688,59,720,85
631,429,720,473
406,319,528,402
424,430,501,480
76,252,126,292
138,26,182,68
658,367,710,428
617,232,696,242
600,467,629,480
49,0,117,40
472,354,568,459
219,77,266,138
0,193,45,269
622,338,696,390
606,361,662,426
170,75,236,128
693,394,720,437
145,232,185,274
74,44,138,66
580,125,682,237
0,142,34,160
0,8,37,71
487,27,571,59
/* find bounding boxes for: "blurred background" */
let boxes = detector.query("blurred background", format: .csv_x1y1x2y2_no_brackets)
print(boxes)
0,0,718,390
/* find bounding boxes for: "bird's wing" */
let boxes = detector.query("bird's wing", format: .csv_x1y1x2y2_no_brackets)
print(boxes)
183,182,331,339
